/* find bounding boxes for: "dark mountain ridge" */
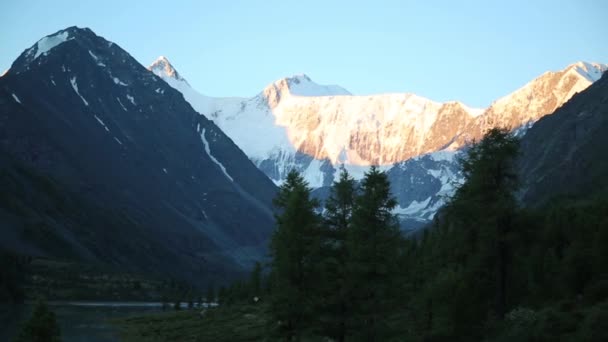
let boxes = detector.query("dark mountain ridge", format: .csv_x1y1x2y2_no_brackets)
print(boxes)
518,70,608,206
0,26,277,286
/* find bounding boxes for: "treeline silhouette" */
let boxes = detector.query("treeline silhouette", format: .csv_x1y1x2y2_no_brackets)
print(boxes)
220,128,608,341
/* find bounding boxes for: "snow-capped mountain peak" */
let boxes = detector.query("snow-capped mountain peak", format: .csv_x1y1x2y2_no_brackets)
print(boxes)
265,74,352,99
148,58,606,224
148,56,189,85
567,61,607,82
11,27,94,72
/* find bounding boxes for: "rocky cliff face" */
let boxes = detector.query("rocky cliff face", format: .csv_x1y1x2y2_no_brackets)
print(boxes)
150,58,606,224
453,62,607,147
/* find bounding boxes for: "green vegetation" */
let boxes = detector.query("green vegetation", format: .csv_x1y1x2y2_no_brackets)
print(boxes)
89,127,608,340
19,257,191,301
116,304,270,342
13,299,61,342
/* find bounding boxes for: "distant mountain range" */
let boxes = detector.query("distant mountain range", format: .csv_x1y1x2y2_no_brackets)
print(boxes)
149,56,606,226
1,26,606,285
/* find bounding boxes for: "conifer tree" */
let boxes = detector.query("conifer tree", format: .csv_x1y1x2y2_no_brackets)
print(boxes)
269,170,322,341
453,127,519,318
14,299,61,342
347,166,402,341
318,167,356,341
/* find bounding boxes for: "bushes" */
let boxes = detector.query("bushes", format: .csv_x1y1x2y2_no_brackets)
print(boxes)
14,299,61,342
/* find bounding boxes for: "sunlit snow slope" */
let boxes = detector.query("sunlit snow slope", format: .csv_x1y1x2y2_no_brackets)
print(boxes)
149,58,606,225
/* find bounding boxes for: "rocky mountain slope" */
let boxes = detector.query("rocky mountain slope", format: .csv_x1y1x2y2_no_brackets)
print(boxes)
151,58,606,225
0,27,278,285
518,69,608,205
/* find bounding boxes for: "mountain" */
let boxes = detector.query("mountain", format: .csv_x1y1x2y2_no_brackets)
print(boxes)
0,27,278,286
452,61,608,147
151,57,606,225
518,69,608,205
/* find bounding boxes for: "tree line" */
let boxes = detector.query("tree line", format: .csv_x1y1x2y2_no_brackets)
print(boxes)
241,127,608,341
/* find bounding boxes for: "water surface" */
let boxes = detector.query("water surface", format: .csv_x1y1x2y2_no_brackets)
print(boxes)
1,301,165,342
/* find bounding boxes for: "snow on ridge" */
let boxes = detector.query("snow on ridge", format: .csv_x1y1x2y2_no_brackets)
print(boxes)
282,75,352,97
11,93,22,104
70,77,89,106
33,31,72,59
88,50,106,67
456,102,486,117
394,197,432,216
570,61,608,83
200,128,234,182
126,95,136,105
94,115,110,132
116,98,128,111
113,77,127,86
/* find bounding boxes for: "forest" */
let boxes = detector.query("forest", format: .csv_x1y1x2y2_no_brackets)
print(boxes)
8,128,608,341
216,128,608,341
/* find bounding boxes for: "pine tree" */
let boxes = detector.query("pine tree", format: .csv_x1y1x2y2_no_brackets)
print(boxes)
347,166,402,341
318,167,356,341
269,170,322,341
453,127,519,319
14,299,61,342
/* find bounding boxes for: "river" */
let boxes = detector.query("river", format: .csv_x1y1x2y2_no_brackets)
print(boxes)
1,301,167,341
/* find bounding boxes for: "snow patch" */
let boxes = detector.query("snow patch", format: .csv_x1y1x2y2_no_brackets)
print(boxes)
34,31,71,59
114,137,123,145
571,61,608,83
163,168,168,174
94,115,110,132
11,93,22,104
88,50,106,67
301,159,326,188
116,98,128,111
458,102,485,117
126,95,136,105
70,77,89,106
113,77,127,86
201,128,234,182
428,150,458,162
394,197,432,216
51,79,56,86
280,75,352,97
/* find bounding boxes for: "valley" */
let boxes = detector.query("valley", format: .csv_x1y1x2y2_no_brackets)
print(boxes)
1,8,606,340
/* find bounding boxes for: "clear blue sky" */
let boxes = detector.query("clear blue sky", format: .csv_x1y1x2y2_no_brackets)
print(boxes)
1,0,606,107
